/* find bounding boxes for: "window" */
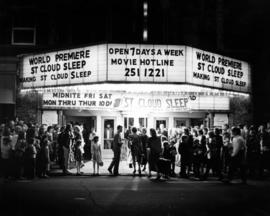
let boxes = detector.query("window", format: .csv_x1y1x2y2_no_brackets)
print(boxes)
12,27,36,45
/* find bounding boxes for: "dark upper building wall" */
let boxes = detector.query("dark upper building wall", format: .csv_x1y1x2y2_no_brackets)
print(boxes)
0,0,258,59
1,0,270,123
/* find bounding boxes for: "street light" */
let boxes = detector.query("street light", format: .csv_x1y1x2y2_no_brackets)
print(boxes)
143,1,148,42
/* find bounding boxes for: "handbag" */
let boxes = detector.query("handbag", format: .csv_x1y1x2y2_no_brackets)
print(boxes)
98,161,104,166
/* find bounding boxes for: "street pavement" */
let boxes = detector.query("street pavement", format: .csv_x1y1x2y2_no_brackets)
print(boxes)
1,172,270,216
60,158,181,176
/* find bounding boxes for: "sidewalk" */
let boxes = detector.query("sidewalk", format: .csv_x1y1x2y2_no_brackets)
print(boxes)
50,159,181,176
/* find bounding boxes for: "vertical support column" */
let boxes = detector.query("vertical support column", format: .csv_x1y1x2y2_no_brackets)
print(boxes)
208,112,214,129
134,116,139,128
168,116,174,131
57,110,63,126
96,115,102,138
148,114,154,133
37,109,42,125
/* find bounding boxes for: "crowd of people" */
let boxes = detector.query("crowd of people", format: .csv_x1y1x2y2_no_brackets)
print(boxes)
1,119,270,184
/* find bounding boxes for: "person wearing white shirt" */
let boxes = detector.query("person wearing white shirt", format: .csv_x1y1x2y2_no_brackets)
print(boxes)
227,127,247,184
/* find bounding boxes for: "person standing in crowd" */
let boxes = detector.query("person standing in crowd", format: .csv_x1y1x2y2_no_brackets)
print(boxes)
14,126,26,179
74,139,83,176
74,125,85,165
108,125,123,176
1,126,12,180
147,128,162,179
226,127,247,184
57,126,65,172
39,138,50,178
26,123,36,146
161,140,172,179
24,138,37,179
82,125,92,161
169,139,177,177
46,126,54,163
8,125,19,178
213,128,223,179
60,124,74,175
258,125,270,177
129,127,143,176
193,129,206,179
160,129,168,148
139,128,148,172
204,128,223,180
222,125,231,175
51,125,60,163
246,126,260,178
91,136,102,176
178,128,193,178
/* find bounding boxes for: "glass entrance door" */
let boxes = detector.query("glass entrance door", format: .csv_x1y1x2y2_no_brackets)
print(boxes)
103,118,115,150
124,116,148,131
174,118,187,128
155,117,169,135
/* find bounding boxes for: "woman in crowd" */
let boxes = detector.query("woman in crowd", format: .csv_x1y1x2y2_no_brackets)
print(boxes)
39,137,50,178
60,124,74,175
128,127,143,176
178,128,193,178
139,128,148,172
74,138,83,176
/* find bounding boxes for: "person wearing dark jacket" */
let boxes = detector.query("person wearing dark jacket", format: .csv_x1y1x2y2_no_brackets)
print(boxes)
178,128,193,178
193,129,207,179
129,127,143,176
139,128,148,171
204,128,223,180
246,127,260,178
60,124,73,174
108,125,123,176
147,128,162,179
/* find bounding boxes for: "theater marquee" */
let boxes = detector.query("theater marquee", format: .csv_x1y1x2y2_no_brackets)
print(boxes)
42,90,229,112
19,43,251,93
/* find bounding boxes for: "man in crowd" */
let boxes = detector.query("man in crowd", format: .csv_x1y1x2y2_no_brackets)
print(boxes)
108,125,123,176
226,127,247,184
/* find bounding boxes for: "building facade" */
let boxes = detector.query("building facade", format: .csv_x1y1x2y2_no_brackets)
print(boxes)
18,43,251,157
1,0,263,124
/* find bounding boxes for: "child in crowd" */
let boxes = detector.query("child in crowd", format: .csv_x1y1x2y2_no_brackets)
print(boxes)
169,139,177,177
74,139,83,176
25,138,37,179
91,136,102,176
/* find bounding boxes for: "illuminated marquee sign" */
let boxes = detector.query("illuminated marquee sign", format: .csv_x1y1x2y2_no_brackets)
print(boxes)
186,47,251,92
19,44,107,88
20,44,251,93
42,90,229,111
107,44,186,83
